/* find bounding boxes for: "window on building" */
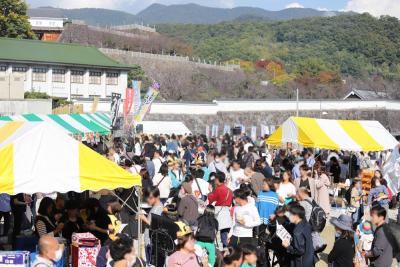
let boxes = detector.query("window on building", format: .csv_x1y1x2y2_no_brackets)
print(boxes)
32,67,47,82
106,72,119,85
89,71,102,84
0,66,7,72
71,70,84,84
12,66,27,80
13,66,27,72
52,69,65,83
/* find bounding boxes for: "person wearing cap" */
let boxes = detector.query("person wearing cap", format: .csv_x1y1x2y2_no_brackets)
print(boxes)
167,221,208,267
328,214,355,267
355,221,374,266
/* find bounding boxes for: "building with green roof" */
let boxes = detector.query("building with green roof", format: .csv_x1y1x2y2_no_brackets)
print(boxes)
0,38,131,100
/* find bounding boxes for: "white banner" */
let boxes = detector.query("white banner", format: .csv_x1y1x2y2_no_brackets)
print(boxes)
223,125,231,135
205,125,210,138
211,124,219,137
251,126,257,141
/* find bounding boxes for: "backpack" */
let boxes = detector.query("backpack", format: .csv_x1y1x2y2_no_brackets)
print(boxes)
306,199,327,232
196,215,218,242
382,223,400,259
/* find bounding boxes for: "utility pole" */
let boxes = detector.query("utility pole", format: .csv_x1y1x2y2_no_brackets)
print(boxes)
296,88,299,117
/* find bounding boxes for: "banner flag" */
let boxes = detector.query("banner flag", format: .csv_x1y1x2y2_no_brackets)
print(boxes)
123,87,134,127
110,93,122,129
211,124,219,137
205,125,210,138
383,147,400,195
132,80,142,115
134,82,160,122
91,97,99,113
261,124,270,136
241,125,246,135
251,126,257,141
270,125,276,133
223,125,231,135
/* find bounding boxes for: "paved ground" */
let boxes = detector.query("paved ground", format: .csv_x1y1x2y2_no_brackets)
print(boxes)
317,207,399,267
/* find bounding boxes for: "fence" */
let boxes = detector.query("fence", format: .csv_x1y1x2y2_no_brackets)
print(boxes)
100,48,241,72
110,24,156,33
87,26,149,39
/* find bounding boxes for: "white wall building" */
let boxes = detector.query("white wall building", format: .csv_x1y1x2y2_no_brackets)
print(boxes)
0,38,130,100
29,17,65,29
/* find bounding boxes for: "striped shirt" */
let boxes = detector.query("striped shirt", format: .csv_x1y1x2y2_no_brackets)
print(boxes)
256,190,279,225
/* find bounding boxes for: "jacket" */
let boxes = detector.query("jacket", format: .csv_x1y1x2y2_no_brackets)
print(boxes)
328,236,355,267
286,220,315,267
369,224,393,267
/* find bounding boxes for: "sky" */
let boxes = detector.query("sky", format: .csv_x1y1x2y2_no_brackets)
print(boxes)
26,0,400,18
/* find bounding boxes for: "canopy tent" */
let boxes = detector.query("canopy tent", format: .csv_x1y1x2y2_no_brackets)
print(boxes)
0,112,111,136
266,117,398,152
137,121,192,135
0,121,140,195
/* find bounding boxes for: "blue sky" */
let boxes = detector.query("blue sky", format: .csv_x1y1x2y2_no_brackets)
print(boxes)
26,0,400,18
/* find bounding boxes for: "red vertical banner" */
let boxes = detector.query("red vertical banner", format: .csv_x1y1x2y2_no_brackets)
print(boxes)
123,87,134,127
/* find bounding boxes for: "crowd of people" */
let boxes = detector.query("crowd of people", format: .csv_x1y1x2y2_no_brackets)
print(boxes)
1,132,400,267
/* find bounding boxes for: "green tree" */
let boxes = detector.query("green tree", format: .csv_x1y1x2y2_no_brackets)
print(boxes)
0,0,35,39
127,65,150,89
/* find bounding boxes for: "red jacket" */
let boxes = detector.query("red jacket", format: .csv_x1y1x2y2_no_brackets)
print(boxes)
208,184,233,207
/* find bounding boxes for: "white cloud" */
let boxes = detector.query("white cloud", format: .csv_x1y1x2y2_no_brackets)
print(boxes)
345,0,400,18
285,2,304,9
30,0,136,9
218,0,235,8
28,0,238,12
317,7,329,11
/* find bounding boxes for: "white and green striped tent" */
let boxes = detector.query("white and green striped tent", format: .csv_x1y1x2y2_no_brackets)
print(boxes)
0,112,111,135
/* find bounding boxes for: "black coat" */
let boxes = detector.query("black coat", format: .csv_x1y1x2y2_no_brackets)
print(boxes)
328,236,355,267
286,220,315,267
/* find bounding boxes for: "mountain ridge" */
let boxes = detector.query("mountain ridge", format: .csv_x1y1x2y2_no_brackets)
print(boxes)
27,3,350,26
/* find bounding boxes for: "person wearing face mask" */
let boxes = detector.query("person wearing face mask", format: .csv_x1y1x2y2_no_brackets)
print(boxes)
328,214,355,267
32,235,64,267
109,234,145,267
281,204,315,267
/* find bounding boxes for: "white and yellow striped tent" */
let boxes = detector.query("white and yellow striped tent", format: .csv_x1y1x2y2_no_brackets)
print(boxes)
0,121,141,195
266,117,398,152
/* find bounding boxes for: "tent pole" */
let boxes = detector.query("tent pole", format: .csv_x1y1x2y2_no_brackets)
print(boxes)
111,188,142,256
136,186,142,259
